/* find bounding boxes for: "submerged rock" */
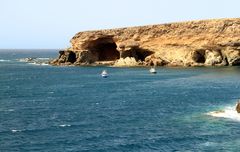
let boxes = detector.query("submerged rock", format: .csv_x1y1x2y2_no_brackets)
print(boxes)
51,18,240,67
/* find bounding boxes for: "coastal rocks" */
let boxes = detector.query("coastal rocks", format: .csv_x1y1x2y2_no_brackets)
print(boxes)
19,57,36,62
75,51,98,64
58,51,76,64
236,102,240,113
144,55,168,66
222,49,240,66
113,57,140,67
19,57,50,65
51,18,240,67
204,50,225,66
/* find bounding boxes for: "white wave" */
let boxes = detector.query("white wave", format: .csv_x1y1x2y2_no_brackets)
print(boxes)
37,58,50,60
18,58,35,62
207,106,240,121
0,59,10,62
201,141,218,147
18,59,27,62
11,129,22,133
28,62,49,66
59,124,71,127
39,63,49,66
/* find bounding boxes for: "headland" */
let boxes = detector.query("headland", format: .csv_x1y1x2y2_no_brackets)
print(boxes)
51,18,240,67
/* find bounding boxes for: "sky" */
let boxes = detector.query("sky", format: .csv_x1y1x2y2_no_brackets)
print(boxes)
0,0,239,49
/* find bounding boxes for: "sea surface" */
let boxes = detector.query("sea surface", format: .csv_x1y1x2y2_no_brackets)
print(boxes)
1,50,240,151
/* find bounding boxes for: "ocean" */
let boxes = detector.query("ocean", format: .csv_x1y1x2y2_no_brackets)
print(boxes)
1,50,240,151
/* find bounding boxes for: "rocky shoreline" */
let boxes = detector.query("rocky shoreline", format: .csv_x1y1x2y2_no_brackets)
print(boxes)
50,18,240,67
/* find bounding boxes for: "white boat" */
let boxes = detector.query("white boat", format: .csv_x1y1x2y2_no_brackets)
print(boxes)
149,67,157,74
101,70,108,78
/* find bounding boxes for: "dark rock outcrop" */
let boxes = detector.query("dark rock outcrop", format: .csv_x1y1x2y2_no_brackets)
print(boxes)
236,101,240,113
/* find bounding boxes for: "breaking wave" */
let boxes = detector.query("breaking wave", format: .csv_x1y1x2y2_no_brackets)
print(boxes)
207,106,240,121
36,58,50,60
0,59,11,62
28,62,49,66
11,129,22,133
59,124,71,127
18,58,50,66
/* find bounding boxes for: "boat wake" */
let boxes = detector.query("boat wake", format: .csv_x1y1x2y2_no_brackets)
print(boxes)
207,106,240,121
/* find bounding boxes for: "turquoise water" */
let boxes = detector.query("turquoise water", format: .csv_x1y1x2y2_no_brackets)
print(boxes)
1,50,240,151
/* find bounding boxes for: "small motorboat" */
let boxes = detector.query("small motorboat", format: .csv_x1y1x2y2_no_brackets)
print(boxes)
149,67,157,74
101,70,108,78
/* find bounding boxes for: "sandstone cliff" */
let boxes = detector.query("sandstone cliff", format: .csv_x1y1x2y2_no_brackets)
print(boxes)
51,18,240,67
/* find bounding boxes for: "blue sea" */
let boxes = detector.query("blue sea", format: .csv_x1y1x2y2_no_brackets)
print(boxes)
1,50,240,151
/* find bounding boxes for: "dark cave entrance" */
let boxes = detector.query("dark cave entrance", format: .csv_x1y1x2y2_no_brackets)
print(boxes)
135,49,154,61
120,48,154,61
68,51,76,63
192,50,206,63
89,38,120,61
232,58,240,66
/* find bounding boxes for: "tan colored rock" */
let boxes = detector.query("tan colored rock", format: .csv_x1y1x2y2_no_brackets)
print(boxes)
144,55,168,66
114,57,140,67
222,49,240,65
51,18,240,67
205,50,224,66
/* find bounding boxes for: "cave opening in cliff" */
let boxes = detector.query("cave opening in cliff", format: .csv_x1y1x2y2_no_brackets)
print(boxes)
232,58,240,66
89,38,120,61
68,51,76,63
193,50,206,63
135,49,154,61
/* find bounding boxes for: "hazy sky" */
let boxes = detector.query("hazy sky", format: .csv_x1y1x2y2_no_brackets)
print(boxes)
1,0,239,49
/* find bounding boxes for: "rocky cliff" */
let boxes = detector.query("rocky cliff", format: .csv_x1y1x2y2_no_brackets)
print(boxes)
51,18,240,67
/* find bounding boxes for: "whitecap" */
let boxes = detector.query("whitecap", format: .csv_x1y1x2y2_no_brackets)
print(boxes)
36,58,50,60
28,62,49,66
0,59,10,62
11,129,22,133
18,58,34,62
207,106,240,121
59,124,71,127
39,63,49,66
200,141,218,147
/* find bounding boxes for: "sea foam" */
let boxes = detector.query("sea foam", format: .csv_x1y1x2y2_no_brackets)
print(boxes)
207,106,240,121
0,59,10,62
11,129,22,133
28,62,49,66
37,58,50,60
59,124,71,127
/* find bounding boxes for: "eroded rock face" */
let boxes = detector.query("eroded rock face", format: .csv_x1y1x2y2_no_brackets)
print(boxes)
51,18,240,67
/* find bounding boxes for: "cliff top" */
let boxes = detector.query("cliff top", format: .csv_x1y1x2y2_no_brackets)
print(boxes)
71,18,240,50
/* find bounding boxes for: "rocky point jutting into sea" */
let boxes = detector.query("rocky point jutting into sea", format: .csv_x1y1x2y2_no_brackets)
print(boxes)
51,18,240,67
